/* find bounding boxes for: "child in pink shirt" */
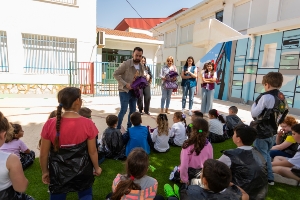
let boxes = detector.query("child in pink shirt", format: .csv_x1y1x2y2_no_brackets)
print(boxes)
169,117,213,184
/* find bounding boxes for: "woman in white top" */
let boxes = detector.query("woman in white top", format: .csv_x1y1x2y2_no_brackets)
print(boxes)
151,114,170,152
201,62,217,114
169,112,187,147
0,112,30,199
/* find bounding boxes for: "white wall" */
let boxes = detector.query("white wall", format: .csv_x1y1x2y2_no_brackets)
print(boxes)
129,28,153,36
0,0,96,84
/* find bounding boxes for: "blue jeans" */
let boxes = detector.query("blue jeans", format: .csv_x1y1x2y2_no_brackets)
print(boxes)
182,86,196,110
201,88,214,113
270,149,293,158
50,187,92,200
161,88,173,109
117,91,137,129
254,137,274,180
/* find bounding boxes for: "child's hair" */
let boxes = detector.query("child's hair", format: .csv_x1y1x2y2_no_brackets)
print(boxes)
202,63,208,71
48,110,57,119
111,148,149,200
291,124,300,134
156,114,169,136
55,87,81,152
0,111,11,134
106,115,118,127
282,116,297,127
174,112,187,127
202,159,232,193
183,118,208,155
229,106,238,114
5,123,19,143
78,107,92,118
262,72,283,88
234,124,257,145
204,62,215,73
130,112,142,126
209,109,225,123
193,111,203,118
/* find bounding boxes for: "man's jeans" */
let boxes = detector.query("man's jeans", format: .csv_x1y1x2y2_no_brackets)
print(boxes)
50,187,92,200
117,91,137,129
254,137,274,180
161,88,173,109
182,85,196,110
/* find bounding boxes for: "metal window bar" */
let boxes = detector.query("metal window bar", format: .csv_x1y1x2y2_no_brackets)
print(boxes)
94,62,182,96
0,31,9,72
40,0,77,5
22,33,76,74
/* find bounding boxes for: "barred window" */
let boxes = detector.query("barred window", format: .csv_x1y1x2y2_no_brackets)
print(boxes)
36,0,77,6
22,34,77,74
0,31,9,72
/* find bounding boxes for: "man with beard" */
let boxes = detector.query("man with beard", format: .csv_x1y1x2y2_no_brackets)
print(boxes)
113,47,144,130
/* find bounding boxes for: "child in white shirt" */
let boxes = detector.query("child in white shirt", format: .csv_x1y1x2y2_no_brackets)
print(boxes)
169,112,187,146
151,114,170,152
208,109,226,143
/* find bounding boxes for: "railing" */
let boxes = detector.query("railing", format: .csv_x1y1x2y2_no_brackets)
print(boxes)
22,33,77,74
0,31,9,72
94,62,182,96
36,0,77,5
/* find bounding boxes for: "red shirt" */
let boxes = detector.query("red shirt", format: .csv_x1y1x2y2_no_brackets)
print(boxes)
41,117,98,146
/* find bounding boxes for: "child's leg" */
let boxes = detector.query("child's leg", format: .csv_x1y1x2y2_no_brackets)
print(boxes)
50,193,67,200
20,151,35,170
273,166,300,181
77,187,92,200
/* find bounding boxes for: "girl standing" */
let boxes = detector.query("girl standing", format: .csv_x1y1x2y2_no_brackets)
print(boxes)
208,109,226,143
137,56,152,115
0,123,35,170
160,56,177,114
201,62,217,114
151,114,170,153
39,87,101,200
169,112,187,147
108,148,164,200
181,56,198,116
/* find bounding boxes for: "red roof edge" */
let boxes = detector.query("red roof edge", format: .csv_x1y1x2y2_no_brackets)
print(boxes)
168,8,188,18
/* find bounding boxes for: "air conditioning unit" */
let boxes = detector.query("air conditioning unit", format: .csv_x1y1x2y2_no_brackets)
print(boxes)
97,31,105,47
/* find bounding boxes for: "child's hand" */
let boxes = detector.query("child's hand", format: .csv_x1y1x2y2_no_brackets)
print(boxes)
278,129,284,136
42,171,50,184
94,166,102,176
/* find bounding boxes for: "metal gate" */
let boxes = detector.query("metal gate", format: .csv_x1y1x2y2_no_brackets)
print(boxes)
69,62,94,94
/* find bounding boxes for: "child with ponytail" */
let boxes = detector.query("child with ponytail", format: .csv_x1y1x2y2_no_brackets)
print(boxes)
151,114,170,152
108,148,164,200
208,109,226,143
39,87,101,199
169,112,187,146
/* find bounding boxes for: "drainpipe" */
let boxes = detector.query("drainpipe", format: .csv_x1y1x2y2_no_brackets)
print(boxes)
249,34,255,59
174,19,180,66
153,44,161,86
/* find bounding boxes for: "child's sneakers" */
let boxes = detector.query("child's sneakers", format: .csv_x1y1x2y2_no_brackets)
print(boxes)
164,184,176,198
273,173,299,186
173,184,180,199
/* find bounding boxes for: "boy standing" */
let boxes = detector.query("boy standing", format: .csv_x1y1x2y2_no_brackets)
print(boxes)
250,72,288,185
224,106,242,137
218,124,268,200
122,112,152,156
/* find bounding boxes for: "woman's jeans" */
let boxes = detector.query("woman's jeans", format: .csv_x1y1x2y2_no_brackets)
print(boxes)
182,85,196,110
201,88,214,113
50,187,92,200
161,88,173,109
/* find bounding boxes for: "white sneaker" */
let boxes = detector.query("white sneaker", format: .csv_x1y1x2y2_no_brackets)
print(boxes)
182,109,185,113
169,172,174,180
274,173,299,186
188,110,193,116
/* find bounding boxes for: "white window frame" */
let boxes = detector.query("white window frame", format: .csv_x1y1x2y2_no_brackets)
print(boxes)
232,0,251,33
262,43,277,68
180,23,194,44
165,30,176,48
0,31,9,72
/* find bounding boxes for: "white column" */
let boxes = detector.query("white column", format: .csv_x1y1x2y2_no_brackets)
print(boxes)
6,29,23,74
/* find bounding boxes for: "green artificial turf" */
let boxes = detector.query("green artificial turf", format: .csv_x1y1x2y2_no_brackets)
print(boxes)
24,140,298,200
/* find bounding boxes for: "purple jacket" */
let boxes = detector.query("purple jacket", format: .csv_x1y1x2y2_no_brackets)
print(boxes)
201,73,215,90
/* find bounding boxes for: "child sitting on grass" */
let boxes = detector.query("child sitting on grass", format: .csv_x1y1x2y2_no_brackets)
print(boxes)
165,159,249,200
224,106,242,138
101,115,125,159
0,123,35,170
208,109,226,143
272,123,300,186
122,112,152,156
107,148,164,200
151,114,170,153
170,118,213,184
169,112,187,146
218,124,267,200
186,111,203,138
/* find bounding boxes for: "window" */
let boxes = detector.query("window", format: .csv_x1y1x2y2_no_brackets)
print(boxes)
0,31,9,72
165,30,176,48
180,23,194,44
249,0,268,28
280,0,300,20
35,0,77,5
233,2,250,32
280,54,300,69
22,34,77,74
202,14,215,21
216,10,223,22
262,44,277,68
